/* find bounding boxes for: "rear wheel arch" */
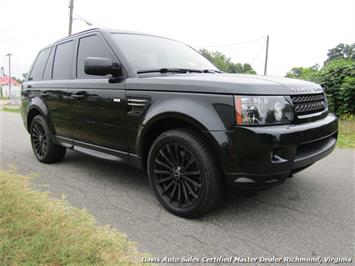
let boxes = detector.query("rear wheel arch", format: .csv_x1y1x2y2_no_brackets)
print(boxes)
27,107,42,132
26,96,50,128
27,102,54,134
29,115,66,163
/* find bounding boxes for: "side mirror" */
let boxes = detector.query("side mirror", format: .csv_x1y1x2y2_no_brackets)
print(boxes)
84,57,121,76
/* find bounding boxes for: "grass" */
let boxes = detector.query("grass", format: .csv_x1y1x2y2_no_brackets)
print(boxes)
337,115,355,148
1,106,20,113
0,169,146,265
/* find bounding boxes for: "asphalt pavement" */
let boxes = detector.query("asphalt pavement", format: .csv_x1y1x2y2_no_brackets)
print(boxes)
0,111,354,265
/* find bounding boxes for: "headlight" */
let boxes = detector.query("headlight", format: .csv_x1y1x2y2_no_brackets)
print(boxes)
234,95,294,126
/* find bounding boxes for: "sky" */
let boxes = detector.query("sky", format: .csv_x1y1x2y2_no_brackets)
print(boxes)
0,0,354,78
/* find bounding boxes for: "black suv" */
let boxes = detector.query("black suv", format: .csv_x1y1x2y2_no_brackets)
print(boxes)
21,28,338,217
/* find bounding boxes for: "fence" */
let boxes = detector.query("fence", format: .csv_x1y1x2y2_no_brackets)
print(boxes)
1,85,21,106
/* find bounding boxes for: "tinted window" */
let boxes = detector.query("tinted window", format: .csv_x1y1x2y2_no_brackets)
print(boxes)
29,48,51,81
53,41,74,79
110,33,217,73
43,47,55,80
77,35,116,78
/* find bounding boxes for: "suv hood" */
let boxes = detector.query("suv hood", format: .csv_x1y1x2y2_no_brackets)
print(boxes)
126,73,324,95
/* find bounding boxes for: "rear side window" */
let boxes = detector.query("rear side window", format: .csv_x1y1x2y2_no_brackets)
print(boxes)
53,41,74,79
29,48,51,81
77,35,116,78
43,47,55,80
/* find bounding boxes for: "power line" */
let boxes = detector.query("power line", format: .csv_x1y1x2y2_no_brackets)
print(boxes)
193,36,265,48
251,41,266,65
72,14,106,28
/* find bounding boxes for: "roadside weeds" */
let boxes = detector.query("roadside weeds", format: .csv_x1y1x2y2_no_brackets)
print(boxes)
0,169,147,265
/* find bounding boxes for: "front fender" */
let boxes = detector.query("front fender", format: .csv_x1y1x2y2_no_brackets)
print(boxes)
135,94,234,163
143,96,234,131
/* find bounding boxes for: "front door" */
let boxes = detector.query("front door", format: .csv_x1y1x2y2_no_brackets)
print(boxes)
68,33,129,158
68,79,128,152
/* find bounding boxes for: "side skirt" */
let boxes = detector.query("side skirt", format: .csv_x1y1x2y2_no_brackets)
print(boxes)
53,135,143,168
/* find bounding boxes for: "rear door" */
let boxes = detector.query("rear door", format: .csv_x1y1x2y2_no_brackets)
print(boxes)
42,40,75,146
68,33,128,156
23,47,51,126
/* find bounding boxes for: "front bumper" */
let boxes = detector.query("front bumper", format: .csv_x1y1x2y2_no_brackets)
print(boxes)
209,114,338,189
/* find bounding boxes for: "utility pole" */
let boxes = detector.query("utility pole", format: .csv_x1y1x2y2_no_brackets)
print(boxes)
263,35,269,76
68,0,74,35
5,53,12,96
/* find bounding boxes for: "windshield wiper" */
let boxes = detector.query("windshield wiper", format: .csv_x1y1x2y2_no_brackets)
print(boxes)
137,68,203,74
202,69,222,73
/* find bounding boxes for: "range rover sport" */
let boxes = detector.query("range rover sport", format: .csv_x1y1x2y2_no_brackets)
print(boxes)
21,28,338,217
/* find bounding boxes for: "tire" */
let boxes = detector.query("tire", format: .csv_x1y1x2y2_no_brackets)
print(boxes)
147,128,223,218
30,115,66,163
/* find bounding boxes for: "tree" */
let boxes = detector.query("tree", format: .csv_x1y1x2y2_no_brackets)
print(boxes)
199,49,256,74
229,63,256,74
285,64,320,81
326,43,355,63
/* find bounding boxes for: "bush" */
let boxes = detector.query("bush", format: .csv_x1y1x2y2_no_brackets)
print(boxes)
286,60,355,116
318,58,355,115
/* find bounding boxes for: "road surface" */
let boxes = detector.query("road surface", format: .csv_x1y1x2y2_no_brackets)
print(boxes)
0,111,354,264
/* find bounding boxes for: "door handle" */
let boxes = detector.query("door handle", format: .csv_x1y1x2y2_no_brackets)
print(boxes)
40,92,49,98
71,94,84,99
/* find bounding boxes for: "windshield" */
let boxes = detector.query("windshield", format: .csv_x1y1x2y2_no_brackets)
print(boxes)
110,33,218,73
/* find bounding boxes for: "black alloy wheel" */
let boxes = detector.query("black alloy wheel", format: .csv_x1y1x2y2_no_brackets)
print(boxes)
148,128,223,218
30,115,66,163
31,120,49,160
154,143,202,208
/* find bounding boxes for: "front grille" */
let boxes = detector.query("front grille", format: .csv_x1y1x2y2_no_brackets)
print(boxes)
291,93,326,117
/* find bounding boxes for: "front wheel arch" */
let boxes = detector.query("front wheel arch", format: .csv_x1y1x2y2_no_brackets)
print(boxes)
138,114,223,172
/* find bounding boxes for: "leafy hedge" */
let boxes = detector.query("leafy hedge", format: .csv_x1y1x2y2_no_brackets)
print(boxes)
286,43,355,116
318,59,355,115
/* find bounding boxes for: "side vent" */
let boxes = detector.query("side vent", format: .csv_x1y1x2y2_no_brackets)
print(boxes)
127,96,150,115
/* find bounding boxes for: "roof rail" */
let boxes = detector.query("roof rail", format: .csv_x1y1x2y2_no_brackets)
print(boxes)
55,27,103,43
